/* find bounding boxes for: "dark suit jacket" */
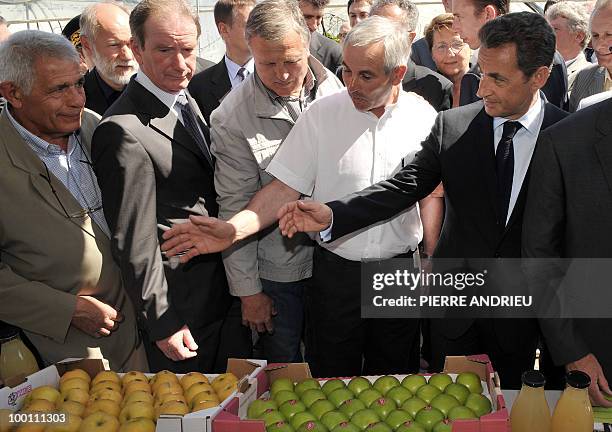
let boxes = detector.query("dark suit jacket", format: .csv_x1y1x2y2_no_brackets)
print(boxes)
84,68,121,116
402,60,453,111
459,51,568,109
410,37,437,71
189,58,232,126
328,100,567,346
523,98,612,377
310,31,342,74
92,78,232,341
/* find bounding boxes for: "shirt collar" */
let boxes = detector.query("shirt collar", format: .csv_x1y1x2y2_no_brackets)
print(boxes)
224,55,254,80
493,92,544,136
5,105,77,156
262,66,317,103
135,70,185,110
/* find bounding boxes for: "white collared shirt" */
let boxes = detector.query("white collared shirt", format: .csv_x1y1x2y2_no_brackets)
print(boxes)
266,89,437,261
224,56,254,89
493,93,545,224
135,70,189,124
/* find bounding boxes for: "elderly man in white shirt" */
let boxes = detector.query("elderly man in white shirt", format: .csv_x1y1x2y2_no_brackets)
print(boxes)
161,16,437,377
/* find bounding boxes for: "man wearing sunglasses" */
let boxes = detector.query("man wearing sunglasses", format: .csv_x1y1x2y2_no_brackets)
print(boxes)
0,30,146,371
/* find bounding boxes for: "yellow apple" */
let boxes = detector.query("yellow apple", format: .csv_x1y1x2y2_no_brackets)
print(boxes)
57,402,85,418
211,373,238,393
15,423,44,432
120,372,147,387
153,382,183,400
118,402,155,423
185,383,214,404
91,372,120,387
29,387,61,405
122,380,150,396
189,391,219,411
23,399,56,413
150,370,176,384
89,390,122,406
0,409,13,432
121,392,154,407
155,400,189,419
215,381,237,402
118,418,155,432
79,412,120,432
151,377,179,395
191,399,219,412
83,399,120,418
180,372,209,391
43,412,81,432
90,381,121,395
60,370,91,386
58,389,89,407
59,379,89,395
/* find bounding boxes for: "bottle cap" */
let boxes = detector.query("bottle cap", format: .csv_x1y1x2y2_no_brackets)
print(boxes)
0,322,19,340
521,370,546,388
566,370,591,389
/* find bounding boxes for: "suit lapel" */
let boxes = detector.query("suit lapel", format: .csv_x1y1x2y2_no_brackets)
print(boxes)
471,108,498,222
210,59,232,104
593,100,612,195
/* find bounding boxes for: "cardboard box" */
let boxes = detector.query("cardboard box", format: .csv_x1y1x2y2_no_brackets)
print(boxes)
213,355,509,432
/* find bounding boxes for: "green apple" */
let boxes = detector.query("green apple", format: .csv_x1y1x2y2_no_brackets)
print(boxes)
386,386,413,407
328,388,355,408
338,398,366,418
443,383,470,405
247,398,278,419
373,376,401,396
401,397,428,418
297,420,329,432
414,406,444,432
301,389,327,408
415,385,441,404
322,379,347,396
295,379,322,397
384,409,413,430
262,410,286,427
272,378,296,396
276,390,301,406
396,421,427,432
268,421,296,432
370,397,397,420
320,410,349,430
310,399,336,419
402,375,427,394
464,393,492,417
366,422,392,432
429,393,460,417
427,374,452,392
358,388,383,407
455,372,483,394
291,412,318,429
347,377,372,396
447,406,477,420
432,419,452,432
331,422,360,432
280,399,307,419
350,408,380,430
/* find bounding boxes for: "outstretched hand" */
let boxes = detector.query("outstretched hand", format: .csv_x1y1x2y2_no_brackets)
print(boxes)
277,200,333,238
161,215,236,263
567,353,612,407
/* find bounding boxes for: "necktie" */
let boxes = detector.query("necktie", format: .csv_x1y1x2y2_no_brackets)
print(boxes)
237,67,248,83
496,121,521,225
176,94,213,166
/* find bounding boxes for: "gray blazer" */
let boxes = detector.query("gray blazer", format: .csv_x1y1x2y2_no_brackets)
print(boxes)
569,64,607,112
210,56,343,297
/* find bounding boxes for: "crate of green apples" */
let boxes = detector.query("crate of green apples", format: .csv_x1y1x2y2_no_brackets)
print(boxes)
212,355,509,432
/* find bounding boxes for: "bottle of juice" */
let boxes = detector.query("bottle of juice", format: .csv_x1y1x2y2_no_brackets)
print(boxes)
0,324,39,382
551,370,594,432
510,370,551,432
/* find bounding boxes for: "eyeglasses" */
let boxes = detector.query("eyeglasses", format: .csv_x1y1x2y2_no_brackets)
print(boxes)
433,41,467,55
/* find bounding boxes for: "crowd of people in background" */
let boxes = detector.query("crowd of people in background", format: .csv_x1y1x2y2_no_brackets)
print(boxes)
1,0,612,409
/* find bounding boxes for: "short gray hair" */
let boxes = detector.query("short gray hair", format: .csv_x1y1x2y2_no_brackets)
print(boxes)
0,30,79,94
590,0,612,32
370,0,419,31
245,0,311,46
80,1,130,40
546,1,590,48
130,0,201,48
343,15,411,74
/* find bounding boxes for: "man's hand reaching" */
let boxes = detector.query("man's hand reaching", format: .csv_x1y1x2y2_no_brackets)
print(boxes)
277,200,333,238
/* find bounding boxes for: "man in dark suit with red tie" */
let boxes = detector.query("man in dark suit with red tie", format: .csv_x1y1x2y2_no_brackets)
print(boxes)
278,12,568,388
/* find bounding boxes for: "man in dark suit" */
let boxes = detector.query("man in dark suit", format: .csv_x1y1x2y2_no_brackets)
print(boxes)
522,98,612,406
371,0,452,111
92,0,250,372
299,0,343,73
189,0,255,125
278,12,568,388
79,2,138,116
452,0,568,109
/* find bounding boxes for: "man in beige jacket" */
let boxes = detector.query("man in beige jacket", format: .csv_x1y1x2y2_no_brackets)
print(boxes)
0,30,145,371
